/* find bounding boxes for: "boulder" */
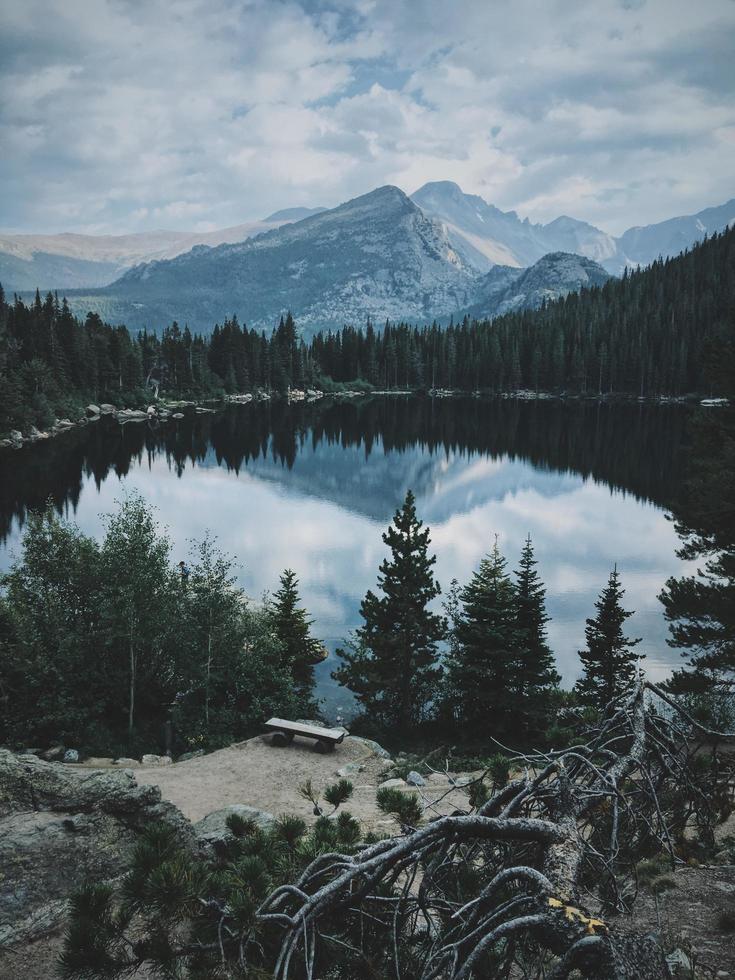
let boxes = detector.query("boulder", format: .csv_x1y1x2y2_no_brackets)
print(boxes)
347,735,392,759
9,429,23,445
99,403,116,414
62,749,79,763
112,757,140,768
406,771,426,787
86,404,101,416
172,412,185,419
117,409,147,422
141,753,172,766
81,757,114,768
40,746,65,762
0,749,192,947
380,778,408,789
194,804,274,848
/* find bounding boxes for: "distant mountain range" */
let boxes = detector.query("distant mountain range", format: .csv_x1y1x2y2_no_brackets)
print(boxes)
2,182,732,334
412,181,735,275
0,207,325,291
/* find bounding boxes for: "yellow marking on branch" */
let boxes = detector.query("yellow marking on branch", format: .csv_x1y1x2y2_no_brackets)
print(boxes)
547,897,608,934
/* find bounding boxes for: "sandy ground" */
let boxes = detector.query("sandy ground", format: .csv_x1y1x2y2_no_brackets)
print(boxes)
134,734,474,834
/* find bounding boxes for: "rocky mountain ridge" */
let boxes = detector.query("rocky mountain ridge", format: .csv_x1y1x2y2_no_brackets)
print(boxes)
412,180,735,275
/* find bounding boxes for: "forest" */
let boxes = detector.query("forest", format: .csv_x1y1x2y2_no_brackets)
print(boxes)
1,225,733,436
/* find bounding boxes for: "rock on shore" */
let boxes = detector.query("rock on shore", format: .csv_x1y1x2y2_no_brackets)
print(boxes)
0,748,192,947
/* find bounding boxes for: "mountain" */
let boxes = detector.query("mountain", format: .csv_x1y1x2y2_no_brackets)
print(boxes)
0,213,321,291
457,252,611,321
264,206,326,222
63,186,478,334
615,198,735,270
412,181,734,275
411,181,617,271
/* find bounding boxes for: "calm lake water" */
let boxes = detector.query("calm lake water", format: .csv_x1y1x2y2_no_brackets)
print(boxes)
0,396,693,719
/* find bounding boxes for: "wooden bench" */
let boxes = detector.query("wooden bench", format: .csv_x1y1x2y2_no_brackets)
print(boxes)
264,718,347,754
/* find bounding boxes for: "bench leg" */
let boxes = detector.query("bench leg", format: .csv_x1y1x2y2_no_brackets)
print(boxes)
271,731,293,747
313,740,334,754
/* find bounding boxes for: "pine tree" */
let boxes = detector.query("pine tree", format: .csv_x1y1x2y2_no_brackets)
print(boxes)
576,567,642,709
659,343,735,724
514,536,560,735
270,569,324,702
333,490,444,729
444,539,520,734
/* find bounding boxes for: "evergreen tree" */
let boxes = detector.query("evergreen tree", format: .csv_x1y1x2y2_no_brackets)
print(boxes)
444,538,520,734
270,568,324,702
333,490,444,729
514,536,560,735
659,340,735,725
576,567,642,709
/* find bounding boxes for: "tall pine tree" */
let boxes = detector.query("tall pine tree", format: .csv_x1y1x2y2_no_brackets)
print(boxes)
444,539,520,735
576,567,642,709
270,569,324,703
333,490,444,729
514,536,560,735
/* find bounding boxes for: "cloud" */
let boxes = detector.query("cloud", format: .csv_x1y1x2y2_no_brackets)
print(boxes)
0,0,733,234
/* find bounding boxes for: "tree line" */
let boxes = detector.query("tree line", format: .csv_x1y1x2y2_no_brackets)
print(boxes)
336,490,645,745
2,225,733,435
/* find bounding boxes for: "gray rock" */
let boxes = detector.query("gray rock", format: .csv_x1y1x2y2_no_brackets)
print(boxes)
406,770,426,787
81,757,114,768
347,735,392,759
9,429,23,445
86,404,101,415
99,403,116,414
177,750,205,762
380,778,407,789
172,412,185,419
141,753,172,766
194,804,274,848
117,409,148,422
40,746,65,762
0,749,192,946
335,762,365,779
112,757,140,768
62,749,79,763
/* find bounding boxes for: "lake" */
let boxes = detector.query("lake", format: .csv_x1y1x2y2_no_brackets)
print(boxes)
0,396,693,719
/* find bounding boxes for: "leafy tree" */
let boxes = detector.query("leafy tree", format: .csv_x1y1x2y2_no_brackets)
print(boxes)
333,490,444,729
443,538,520,734
98,495,179,740
0,506,105,747
514,535,561,735
576,567,642,709
174,536,251,745
270,568,324,702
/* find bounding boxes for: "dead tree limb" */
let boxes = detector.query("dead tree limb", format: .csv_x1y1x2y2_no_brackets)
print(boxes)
258,675,734,979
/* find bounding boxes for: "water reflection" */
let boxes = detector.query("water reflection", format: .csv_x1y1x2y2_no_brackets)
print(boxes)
0,397,692,713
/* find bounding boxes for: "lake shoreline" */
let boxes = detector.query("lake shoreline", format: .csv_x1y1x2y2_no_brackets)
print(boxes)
0,385,714,455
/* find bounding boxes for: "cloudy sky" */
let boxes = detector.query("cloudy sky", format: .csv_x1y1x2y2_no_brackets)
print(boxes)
1,0,734,236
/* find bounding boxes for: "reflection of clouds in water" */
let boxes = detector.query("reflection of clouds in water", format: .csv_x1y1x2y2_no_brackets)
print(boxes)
0,442,694,696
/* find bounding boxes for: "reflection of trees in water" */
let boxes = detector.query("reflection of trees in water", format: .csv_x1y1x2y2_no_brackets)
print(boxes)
0,397,688,543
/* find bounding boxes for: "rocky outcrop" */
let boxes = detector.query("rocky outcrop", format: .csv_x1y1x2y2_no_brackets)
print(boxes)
0,748,192,947
194,804,274,850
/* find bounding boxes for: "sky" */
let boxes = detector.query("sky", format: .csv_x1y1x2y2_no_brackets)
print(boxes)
1,0,734,237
